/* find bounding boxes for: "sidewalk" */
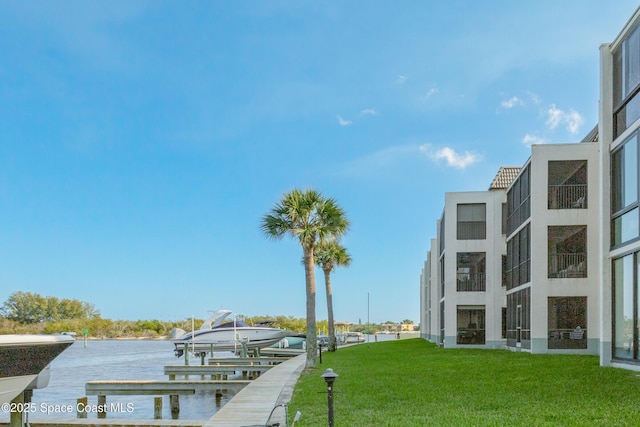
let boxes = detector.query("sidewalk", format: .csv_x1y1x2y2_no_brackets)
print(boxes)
205,354,306,427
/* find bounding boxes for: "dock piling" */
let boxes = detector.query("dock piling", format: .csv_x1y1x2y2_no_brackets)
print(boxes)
9,392,23,427
97,395,106,419
154,397,162,419
169,395,180,417
77,397,88,418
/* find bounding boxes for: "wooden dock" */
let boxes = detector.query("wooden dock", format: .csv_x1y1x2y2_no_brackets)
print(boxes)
2,350,306,427
205,353,306,427
164,365,273,380
85,379,250,395
1,419,206,427
255,348,305,357
206,356,286,365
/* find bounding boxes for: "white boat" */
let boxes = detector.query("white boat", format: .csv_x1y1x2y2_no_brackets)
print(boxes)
170,310,294,356
0,334,74,404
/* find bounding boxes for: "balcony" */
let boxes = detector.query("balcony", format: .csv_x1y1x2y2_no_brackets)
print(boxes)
456,273,486,292
548,184,587,209
548,327,587,349
548,253,587,278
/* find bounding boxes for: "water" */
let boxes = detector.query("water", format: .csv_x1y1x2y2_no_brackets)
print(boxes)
0,340,234,421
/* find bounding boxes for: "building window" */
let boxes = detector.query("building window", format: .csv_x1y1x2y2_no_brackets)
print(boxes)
548,160,587,209
502,307,507,339
501,255,507,287
613,254,635,360
547,297,587,349
611,133,640,247
506,224,530,289
439,213,445,255
507,288,530,349
506,164,530,235
457,203,486,240
548,225,587,278
614,22,640,138
440,256,445,298
439,301,445,345
456,253,486,292
456,306,485,345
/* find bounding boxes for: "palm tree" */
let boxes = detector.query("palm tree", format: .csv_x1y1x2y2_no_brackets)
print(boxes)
315,239,351,352
260,188,349,367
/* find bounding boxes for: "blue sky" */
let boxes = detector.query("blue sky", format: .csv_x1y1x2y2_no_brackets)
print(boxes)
0,1,637,324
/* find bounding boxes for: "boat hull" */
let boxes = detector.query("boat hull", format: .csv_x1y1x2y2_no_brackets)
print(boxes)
171,328,293,355
0,335,74,404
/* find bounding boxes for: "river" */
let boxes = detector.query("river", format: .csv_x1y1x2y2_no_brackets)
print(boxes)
1,340,232,421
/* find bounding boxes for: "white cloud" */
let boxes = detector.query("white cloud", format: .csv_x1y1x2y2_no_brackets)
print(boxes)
546,105,563,129
396,75,408,84
336,115,352,126
419,144,481,169
501,96,523,109
527,91,541,105
565,110,584,134
425,85,438,98
360,108,377,116
522,133,547,146
545,104,584,134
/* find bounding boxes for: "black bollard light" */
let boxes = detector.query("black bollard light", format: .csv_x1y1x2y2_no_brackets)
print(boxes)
318,342,323,364
321,368,338,427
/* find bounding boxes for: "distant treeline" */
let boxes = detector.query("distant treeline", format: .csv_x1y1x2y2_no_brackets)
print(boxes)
0,291,329,337
0,291,398,337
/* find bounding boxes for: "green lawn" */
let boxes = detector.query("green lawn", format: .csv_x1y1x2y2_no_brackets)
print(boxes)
287,338,640,426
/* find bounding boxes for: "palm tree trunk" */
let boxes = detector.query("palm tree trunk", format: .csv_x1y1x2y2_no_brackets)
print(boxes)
303,246,317,368
324,267,337,352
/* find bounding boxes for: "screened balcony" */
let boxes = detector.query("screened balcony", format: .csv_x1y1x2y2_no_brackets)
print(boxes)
548,160,587,209
457,252,486,292
548,226,587,278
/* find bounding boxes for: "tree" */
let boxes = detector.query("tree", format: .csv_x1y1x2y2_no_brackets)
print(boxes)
1,291,99,324
261,188,349,368
315,240,351,352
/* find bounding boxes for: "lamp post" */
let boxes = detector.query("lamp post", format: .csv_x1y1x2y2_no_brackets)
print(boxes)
321,368,338,427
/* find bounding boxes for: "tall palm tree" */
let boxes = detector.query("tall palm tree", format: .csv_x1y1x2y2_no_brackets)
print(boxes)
315,240,351,352
260,188,349,367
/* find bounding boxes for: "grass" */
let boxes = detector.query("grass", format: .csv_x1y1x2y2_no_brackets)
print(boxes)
286,339,640,426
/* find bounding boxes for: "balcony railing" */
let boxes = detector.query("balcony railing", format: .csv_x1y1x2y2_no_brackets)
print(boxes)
548,184,587,209
548,253,587,278
456,273,486,291
548,328,587,349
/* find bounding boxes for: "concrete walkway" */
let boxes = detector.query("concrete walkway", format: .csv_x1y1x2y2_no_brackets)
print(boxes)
205,354,306,427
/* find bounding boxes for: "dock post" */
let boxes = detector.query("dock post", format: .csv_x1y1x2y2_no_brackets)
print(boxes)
77,397,88,418
169,395,180,418
215,390,222,406
97,395,107,419
200,352,205,365
184,343,189,365
210,344,214,358
154,397,162,419
9,392,24,427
